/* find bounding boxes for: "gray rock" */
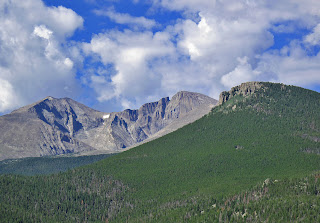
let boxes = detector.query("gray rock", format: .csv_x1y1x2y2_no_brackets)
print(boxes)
219,82,263,105
0,92,217,160
0,97,101,160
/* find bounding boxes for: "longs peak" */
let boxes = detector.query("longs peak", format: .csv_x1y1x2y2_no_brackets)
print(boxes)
0,91,217,160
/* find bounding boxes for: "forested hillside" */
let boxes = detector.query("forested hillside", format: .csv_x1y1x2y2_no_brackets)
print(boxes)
0,154,113,176
1,82,319,222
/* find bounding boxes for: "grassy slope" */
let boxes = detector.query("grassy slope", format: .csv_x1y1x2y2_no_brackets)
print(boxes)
0,82,319,222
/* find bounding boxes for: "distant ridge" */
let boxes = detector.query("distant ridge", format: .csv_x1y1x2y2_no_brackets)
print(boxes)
0,91,217,160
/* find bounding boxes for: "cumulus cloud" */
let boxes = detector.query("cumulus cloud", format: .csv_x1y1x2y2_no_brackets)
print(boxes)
175,12,273,71
82,0,320,106
0,0,83,113
0,78,20,112
83,29,175,107
304,24,320,46
221,57,260,89
152,0,215,12
256,42,320,85
2,0,320,113
94,7,157,29
46,6,83,39
33,25,53,39
151,0,320,96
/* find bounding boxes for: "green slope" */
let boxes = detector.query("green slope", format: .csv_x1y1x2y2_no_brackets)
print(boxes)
0,154,114,176
0,82,319,222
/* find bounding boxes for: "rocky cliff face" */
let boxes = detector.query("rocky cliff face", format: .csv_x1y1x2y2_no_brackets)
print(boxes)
0,91,217,160
219,82,263,105
102,91,217,152
0,97,104,160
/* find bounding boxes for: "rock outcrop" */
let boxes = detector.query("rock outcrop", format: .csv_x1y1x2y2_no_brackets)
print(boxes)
0,91,217,160
89,91,217,153
219,82,263,105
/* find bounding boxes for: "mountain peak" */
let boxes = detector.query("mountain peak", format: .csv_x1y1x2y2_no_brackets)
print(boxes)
44,96,55,101
0,91,218,160
171,91,217,104
173,90,206,98
11,96,72,114
173,90,195,97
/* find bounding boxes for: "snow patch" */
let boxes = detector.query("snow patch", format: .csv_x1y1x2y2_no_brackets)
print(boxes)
103,114,110,119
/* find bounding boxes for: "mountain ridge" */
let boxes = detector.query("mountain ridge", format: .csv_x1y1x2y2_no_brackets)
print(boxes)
0,91,217,160
1,81,319,222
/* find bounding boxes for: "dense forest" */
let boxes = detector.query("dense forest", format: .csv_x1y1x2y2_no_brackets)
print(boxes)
0,82,319,222
0,154,113,176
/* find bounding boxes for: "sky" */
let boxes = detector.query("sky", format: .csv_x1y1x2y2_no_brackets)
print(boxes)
0,0,320,114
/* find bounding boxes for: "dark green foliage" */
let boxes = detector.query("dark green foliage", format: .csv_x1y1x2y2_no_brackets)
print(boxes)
0,169,129,222
0,154,114,176
0,82,319,222
200,173,320,222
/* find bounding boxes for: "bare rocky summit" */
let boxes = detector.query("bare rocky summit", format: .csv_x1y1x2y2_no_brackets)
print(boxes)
219,82,263,105
0,91,217,160
0,97,103,160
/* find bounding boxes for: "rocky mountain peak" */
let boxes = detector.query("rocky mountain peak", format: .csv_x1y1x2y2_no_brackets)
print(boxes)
171,91,207,100
11,96,74,115
219,81,263,105
0,91,218,160
44,96,55,101
105,91,217,152
172,91,193,99
168,91,217,117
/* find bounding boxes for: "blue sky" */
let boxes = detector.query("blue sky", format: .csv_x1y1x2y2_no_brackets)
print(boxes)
0,0,320,114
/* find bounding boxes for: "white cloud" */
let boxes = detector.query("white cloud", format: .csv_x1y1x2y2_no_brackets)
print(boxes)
221,57,260,89
304,24,320,46
33,25,53,39
83,29,175,107
94,7,156,29
2,0,320,114
166,12,274,97
256,42,320,86
64,58,74,69
90,75,115,102
153,0,320,24
121,98,135,109
46,6,84,39
152,0,320,96
152,0,215,12
0,0,83,113
0,78,20,112
82,0,320,106
176,13,273,62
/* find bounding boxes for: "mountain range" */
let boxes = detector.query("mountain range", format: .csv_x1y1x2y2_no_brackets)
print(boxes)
1,81,320,222
0,91,217,160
